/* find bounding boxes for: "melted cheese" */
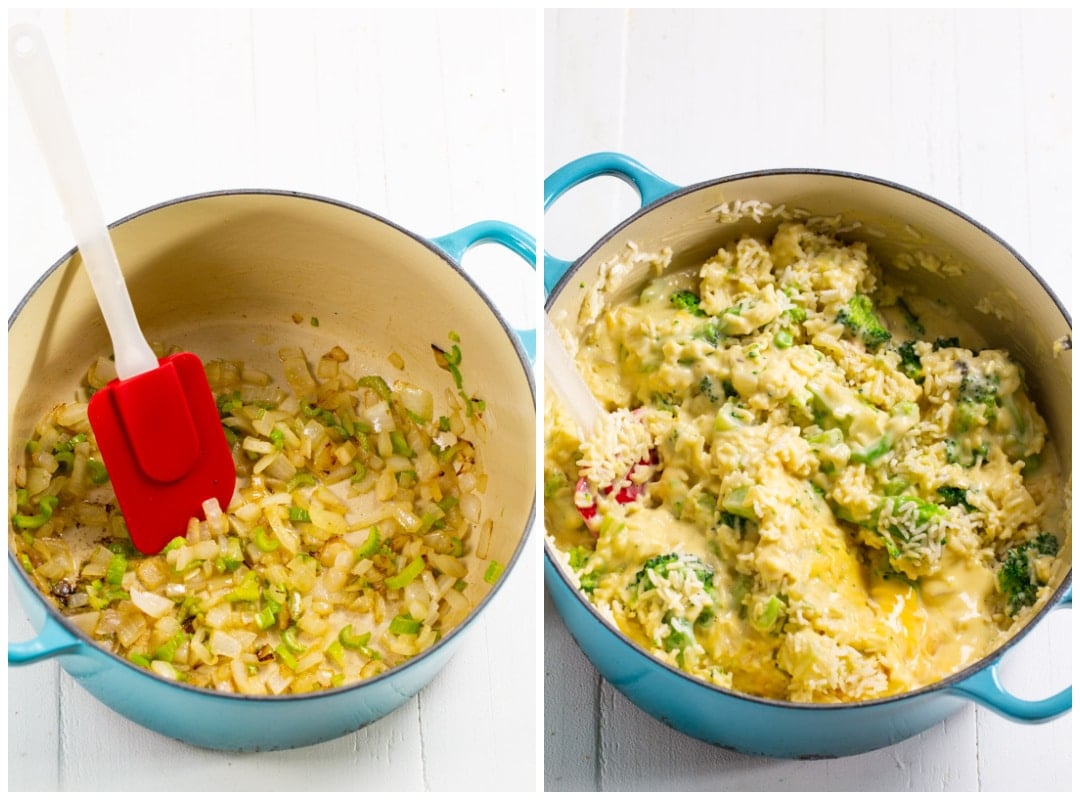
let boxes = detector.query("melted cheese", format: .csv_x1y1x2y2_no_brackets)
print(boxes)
544,222,1067,703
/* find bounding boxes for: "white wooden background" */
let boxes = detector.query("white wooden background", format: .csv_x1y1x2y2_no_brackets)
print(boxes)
544,8,1071,792
5,9,538,792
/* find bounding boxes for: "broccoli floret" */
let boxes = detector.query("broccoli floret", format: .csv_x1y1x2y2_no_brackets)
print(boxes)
998,532,1060,615
718,510,741,529
698,375,720,402
897,340,924,384
693,320,724,346
883,496,945,554
567,546,600,594
629,553,720,662
937,485,975,511
836,294,892,349
850,495,947,570
751,594,787,634
650,392,678,413
781,306,808,325
568,545,592,571
544,470,568,499
933,336,960,350
959,370,1000,405
954,367,1000,432
849,434,893,465
670,290,706,317
630,552,715,594
895,296,925,335
945,437,989,467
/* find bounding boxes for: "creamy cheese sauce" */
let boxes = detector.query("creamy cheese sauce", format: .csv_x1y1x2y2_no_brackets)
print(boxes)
545,222,1068,703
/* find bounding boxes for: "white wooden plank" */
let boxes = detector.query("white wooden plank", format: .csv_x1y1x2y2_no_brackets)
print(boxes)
1015,9,1072,302
543,8,639,264
542,588,601,792
420,529,539,791
975,604,1072,792
7,585,62,792
593,672,979,792
52,671,427,792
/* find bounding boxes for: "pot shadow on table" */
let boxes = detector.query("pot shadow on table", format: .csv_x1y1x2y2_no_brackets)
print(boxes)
542,588,988,793
7,574,537,793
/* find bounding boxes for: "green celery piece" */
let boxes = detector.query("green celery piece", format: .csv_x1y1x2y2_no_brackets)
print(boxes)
385,556,425,590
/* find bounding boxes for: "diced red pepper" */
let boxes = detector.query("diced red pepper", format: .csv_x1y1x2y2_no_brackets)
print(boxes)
575,450,659,534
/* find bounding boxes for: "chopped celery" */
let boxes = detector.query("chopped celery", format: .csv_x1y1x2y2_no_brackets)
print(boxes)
105,553,127,586
255,604,277,630
275,643,299,671
128,653,152,668
325,640,346,666
850,435,892,465
12,495,59,530
356,375,392,402
385,556,425,590
772,329,794,349
254,526,279,552
153,630,186,662
483,560,504,584
87,458,110,484
218,537,244,571
389,614,422,636
281,626,306,654
338,624,373,652
356,527,381,558
752,595,785,633
286,471,317,491
390,430,414,457
226,571,261,603
722,486,757,521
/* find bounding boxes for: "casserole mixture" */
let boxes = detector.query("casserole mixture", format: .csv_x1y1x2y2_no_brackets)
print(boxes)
10,336,501,695
545,221,1068,702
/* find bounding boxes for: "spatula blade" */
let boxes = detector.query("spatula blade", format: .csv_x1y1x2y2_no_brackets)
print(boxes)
88,351,236,554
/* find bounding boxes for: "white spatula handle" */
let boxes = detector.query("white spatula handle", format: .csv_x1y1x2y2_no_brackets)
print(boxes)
9,23,158,380
544,313,602,440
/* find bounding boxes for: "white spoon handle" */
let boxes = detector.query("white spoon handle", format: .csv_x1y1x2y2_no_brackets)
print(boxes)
544,313,602,440
9,23,158,380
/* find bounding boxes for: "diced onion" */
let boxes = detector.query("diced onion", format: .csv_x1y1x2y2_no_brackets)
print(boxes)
11,342,492,697
130,587,174,618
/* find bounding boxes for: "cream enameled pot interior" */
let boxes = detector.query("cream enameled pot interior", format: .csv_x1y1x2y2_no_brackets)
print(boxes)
10,191,535,613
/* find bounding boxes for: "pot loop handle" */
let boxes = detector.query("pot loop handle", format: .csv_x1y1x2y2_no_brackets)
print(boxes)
431,220,536,363
9,611,83,665
543,152,680,296
948,588,1072,722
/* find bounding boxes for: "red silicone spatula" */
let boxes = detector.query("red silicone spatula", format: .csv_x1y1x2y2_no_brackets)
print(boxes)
544,314,656,532
10,24,236,554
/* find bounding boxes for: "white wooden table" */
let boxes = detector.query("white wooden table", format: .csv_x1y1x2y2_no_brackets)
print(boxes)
543,8,1071,792
7,9,537,792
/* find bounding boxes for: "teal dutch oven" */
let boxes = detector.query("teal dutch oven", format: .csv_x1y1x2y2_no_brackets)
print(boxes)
8,190,536,751
543,152,1071,758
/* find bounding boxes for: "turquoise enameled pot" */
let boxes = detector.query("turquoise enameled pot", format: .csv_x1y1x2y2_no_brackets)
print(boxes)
543,152,1071,759
8,190,536,751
